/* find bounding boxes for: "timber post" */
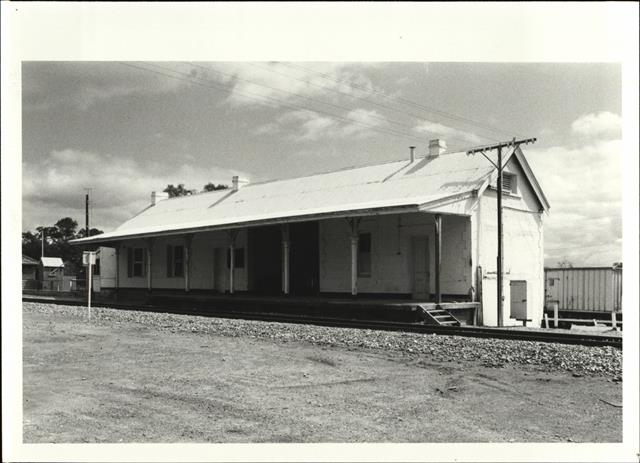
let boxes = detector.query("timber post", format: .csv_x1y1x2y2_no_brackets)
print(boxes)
434,214,442,304
184,234,193,292
145,237,155,293
281,224,290,295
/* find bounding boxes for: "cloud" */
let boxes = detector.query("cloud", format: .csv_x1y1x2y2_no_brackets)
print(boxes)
526,138,622,266
413,120,483,146
571,111,621,139
189,62,381,109
253,108,387,142
23,62,185,111
22,149,249,232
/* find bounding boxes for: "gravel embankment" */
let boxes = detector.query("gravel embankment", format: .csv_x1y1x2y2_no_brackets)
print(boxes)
23,302,622,379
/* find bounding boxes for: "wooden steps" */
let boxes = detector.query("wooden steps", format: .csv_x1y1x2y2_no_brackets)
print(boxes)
417,304,461,326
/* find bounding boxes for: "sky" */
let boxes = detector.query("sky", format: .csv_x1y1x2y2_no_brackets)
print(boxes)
22,61,622,267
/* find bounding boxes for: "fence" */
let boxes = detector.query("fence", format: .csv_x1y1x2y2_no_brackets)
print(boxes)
22,278,86,293
544,267,622,313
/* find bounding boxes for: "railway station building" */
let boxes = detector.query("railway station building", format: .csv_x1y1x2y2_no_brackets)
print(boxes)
72,139,549,327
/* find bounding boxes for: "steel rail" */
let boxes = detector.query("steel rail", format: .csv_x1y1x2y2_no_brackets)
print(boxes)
23,296,622,349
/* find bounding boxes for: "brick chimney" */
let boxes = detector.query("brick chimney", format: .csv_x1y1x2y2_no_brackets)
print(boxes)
232,176,250,192
429,139,447,157
151,191,169,205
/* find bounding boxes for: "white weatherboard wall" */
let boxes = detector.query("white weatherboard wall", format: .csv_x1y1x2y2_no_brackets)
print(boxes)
98,246,116,289
116,230,248,292
475,157,545,327
319,212,473,296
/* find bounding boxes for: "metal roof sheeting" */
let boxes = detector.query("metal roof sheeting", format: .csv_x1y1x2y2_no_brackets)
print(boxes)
22,255,39,266
72,149,543,245
40,257,64,268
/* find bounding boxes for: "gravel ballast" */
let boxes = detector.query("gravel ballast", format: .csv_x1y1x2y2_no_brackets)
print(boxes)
23,302,622,379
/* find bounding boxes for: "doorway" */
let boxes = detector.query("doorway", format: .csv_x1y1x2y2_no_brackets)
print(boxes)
213,247,227,292
289,221,319,296
248,225,282,295
412,236,430,300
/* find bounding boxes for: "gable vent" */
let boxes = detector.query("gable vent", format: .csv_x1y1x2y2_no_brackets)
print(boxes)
502,173,515,193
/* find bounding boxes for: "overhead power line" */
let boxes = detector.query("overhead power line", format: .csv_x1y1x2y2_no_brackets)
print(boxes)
121,62,433,145
245,61,498,145
184,62,432,139
181,62,484,149
278,61,524,140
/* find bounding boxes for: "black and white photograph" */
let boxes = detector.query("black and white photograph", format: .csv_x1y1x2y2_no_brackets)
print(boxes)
2,3,638,462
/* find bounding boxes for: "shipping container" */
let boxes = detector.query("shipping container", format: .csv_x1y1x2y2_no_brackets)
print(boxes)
544,267,622,313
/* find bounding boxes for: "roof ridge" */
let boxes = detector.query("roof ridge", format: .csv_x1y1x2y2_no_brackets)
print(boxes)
247,151,467,187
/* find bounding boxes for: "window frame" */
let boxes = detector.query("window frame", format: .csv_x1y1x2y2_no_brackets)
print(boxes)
127,247,146,278
166,244,185,278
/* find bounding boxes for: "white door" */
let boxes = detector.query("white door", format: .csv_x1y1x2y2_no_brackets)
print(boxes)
510,280,527,320
412,237,430,300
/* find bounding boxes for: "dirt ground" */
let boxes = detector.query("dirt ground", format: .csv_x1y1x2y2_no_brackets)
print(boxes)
22,310,622,443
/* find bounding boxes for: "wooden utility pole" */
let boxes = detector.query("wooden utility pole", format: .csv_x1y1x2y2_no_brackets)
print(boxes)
467,137,536,326
85,192,90,237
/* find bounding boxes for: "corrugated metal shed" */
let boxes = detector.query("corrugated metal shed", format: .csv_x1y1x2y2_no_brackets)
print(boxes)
40,257,64,268
72,147,546,245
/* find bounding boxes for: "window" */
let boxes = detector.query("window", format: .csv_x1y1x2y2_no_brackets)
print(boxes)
166,245,184,277
226,247,245,269
94,258,101,276
357,232,372,277
127,247,145,277
501,173,517,194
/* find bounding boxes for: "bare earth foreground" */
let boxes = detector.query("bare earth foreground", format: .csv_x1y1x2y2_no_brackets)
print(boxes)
22,302,622,443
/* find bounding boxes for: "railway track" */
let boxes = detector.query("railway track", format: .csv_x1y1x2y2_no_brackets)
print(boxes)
23,296,622,349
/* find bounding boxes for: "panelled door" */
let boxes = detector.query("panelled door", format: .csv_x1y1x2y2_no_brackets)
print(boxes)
510,280,527,320
412,236,430,300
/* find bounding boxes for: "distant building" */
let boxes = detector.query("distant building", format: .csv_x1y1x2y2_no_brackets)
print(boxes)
22,255,39,288
73,139,550,327
38,257,65,291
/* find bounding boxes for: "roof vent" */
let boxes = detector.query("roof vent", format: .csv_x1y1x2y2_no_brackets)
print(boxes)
232,176,250,192
409,146,416,162
429,139,447,157
151,191,169,206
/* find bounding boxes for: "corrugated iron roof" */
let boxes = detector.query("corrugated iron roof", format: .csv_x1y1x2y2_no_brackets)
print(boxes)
40,257,64,268
72,148,544,245
22,255,39,265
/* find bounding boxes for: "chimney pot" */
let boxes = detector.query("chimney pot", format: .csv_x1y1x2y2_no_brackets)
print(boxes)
429,139,447,157
409,146,416,162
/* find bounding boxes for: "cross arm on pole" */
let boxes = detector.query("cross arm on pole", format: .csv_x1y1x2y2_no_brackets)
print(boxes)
466,137,537,155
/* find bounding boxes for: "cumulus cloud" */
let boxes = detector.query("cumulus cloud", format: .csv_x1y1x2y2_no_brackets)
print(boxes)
571,111,621,139
253,108,387,142
187,62,381,109
413,119,483,146
526,138,622,266
22,149,248,232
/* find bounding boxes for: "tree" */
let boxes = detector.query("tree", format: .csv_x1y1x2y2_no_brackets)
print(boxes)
163,184,196,198
557,258,573,268
22,217,103,275
202,183,229,192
